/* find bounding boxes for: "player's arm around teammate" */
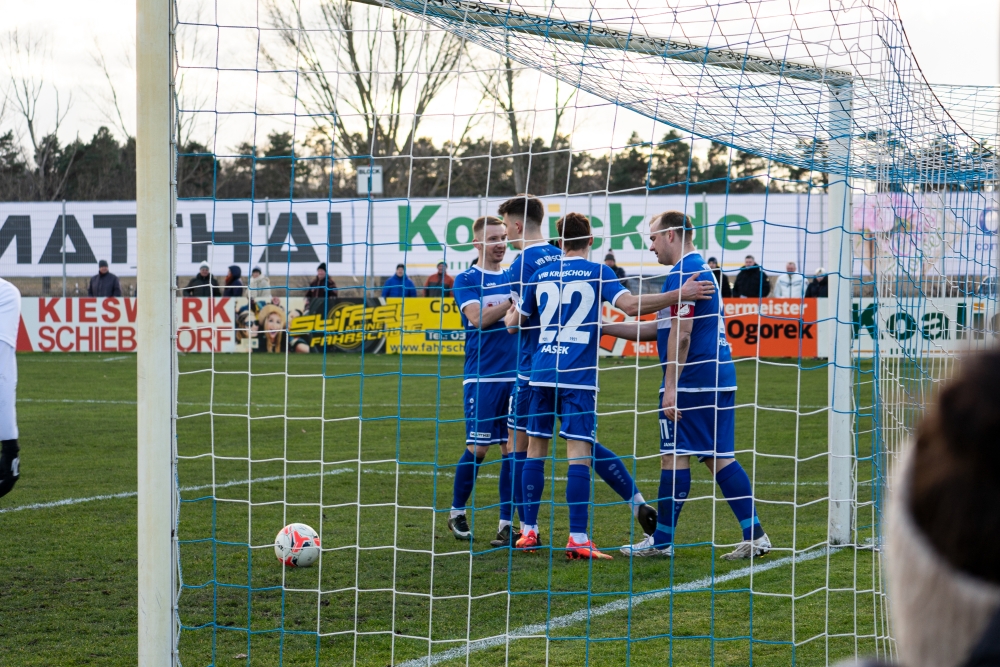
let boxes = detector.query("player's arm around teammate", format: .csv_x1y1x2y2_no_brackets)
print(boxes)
447,216,519,541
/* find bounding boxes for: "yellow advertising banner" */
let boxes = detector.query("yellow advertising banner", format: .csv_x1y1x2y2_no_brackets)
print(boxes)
382,297,465,355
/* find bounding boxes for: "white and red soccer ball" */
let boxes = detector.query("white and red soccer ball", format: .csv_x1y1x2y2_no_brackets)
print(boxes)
274,523,321,567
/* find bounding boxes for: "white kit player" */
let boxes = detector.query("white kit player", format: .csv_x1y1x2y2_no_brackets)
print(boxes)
0,277,21,499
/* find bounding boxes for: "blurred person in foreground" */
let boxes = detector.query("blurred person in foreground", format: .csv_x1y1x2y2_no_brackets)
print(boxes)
88,260,122,297
852,351,1000,667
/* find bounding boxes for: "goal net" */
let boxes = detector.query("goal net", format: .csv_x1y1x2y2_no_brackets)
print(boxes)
166,0,998,665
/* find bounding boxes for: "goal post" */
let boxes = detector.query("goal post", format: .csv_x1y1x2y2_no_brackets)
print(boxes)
826,83,855,546
136,0,176,663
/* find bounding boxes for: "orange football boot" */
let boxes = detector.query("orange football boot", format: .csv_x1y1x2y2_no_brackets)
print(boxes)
515,529,540,552
565,536,613,560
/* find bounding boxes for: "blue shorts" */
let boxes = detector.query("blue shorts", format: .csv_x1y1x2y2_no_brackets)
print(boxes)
506,379,532,432
464,381,513,445
526,386,597,444
659,390,736,460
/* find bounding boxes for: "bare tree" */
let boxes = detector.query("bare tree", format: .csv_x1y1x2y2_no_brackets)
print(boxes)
478,53,527,192
546,76,577,194
89,42,133,140
264,0,465,167
3,30,76,201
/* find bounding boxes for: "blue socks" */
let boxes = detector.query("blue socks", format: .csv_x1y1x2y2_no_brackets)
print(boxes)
513,451,527,524
592,442,637,502
652,467,690,547
716,461,764,540
521,458,546,528
566,464,591,536
451,449,482,511
499,452,513,522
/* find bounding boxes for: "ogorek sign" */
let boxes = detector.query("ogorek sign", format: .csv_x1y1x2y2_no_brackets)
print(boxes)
16,297,239,353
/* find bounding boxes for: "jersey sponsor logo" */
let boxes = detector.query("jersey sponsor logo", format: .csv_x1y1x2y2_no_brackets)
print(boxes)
538,343,570,354
471,431,492,439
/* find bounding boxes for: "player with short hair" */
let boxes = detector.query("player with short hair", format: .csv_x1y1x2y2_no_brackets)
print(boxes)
0,277,21,499
500,194,670,548
447,216,518,540
494,195,560,546
617,211,770,559
505,212,715,559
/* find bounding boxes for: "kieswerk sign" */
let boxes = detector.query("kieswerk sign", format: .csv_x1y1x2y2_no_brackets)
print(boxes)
0,196,832,278
16,297,239,353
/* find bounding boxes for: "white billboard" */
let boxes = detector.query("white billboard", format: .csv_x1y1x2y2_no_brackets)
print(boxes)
0,194,993,279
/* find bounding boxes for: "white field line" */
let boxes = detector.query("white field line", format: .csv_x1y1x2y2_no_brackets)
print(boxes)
0,466,827,515
18,398,827,410
396,547,836,667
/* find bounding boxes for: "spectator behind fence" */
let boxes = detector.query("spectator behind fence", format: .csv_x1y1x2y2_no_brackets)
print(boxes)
249,267,272,304
88,260,122,297
732,255,770,298
604,253,627,284
304,263,338,314
805,268,828,298
706,257,732,298
382,264,418,298
184,262,220,298
774,261,806,298
424,261,454,298
867,351,1000,667
223,265,245,298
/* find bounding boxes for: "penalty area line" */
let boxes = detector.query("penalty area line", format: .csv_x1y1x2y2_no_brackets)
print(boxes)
395,546,836,667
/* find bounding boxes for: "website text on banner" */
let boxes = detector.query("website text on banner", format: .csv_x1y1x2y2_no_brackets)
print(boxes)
5,194,990,278
599,298,820,358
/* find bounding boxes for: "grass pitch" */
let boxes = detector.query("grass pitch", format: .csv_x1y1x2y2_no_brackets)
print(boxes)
0,353,886,666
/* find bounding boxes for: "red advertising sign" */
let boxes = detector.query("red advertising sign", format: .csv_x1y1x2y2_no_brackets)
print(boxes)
17,297,238,353
600,298,819,359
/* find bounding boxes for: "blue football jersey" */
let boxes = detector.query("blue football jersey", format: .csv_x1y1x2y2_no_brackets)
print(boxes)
452,266,518,383
518,257,629,391
508,242,563,381
662,251,737,391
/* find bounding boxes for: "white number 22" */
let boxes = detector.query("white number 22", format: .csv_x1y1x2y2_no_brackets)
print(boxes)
537,282,596,345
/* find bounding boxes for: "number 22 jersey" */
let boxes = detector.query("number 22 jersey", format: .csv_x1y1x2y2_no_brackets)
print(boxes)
517,257,629,391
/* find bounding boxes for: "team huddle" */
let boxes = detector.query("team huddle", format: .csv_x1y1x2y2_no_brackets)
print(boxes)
445,196,771,561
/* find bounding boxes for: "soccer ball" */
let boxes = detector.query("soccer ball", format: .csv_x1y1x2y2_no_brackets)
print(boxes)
274,523,321,567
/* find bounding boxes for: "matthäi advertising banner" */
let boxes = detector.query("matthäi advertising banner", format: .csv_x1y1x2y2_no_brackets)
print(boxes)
0,195,993,280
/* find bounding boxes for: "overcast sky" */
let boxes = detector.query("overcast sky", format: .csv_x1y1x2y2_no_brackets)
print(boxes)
3,0,998,151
